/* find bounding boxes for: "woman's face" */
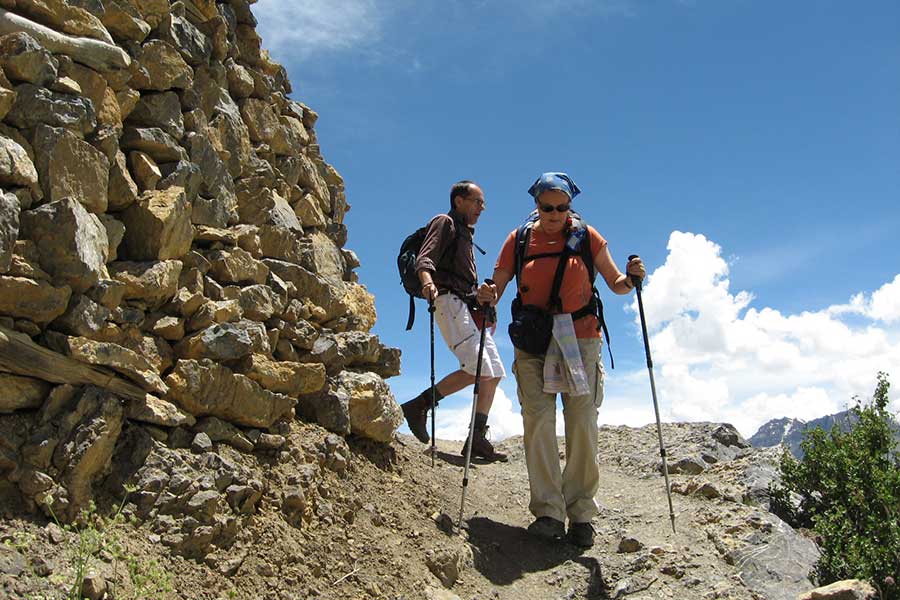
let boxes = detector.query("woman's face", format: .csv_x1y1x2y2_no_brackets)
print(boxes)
535,189,571,234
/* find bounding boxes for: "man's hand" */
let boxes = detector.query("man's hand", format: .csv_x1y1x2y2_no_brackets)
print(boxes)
476,281,497,306
422,281,438,302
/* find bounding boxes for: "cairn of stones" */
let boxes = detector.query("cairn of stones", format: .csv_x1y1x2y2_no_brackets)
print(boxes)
0,0,401,549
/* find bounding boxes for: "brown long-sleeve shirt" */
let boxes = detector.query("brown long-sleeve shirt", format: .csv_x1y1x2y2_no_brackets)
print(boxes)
415,210,478,299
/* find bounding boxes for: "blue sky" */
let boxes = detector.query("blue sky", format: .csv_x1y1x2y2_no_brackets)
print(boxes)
255,0,900,439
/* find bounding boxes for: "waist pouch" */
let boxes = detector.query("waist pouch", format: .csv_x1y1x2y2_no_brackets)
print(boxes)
468,304,496,331
508,296,553,355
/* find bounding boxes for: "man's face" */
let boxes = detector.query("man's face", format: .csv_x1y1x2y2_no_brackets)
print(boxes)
456,185,486,225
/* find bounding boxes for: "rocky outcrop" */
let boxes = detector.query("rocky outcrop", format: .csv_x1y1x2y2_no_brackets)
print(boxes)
0,0,399,528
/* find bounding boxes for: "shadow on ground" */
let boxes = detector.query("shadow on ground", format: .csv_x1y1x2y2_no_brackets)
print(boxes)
432,449,495,467
465,516,610,598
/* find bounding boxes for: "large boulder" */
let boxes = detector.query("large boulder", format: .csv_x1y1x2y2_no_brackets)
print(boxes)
61,62,120,130
0,276,70,323
296,153,330,213
126,91,185,139
235,185,301,231
235,284,276,321
0,374,52,413
309,230,344,280
119,187,193,260
186,132,237,227
32,125,109,213
5,84,96,135
207,247,268,285
50,294,111,338
124,394,195,428
131,39,193,91
158,12,211,67
235,353,326,396
206,112,255,179
335,371,402,443
45,333,167,395
174,321,256,362
107,151,140,211
0,32,58,86
297,384,350,436
120,127,188,163
13,0,114,45
19,199,109,293
164,359,295,428
263,259,348,323
100,1,152,42
108,260,182,309
40,386,125,522
0,134,38,193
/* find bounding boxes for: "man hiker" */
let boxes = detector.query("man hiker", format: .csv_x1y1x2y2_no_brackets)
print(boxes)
481,172,645,547
401,180,508,462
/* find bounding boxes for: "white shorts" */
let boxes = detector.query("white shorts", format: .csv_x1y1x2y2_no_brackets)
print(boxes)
434,294,506,379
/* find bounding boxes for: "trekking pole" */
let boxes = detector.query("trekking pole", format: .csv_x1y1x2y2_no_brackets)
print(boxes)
628,255,677,534
457,279,493,532
429,300,436,468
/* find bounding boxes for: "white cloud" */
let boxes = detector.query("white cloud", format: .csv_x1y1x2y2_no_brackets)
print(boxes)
829,275,900,324
617,231,900,438
254,0,383,60
434,386,523,441
396,233,898,443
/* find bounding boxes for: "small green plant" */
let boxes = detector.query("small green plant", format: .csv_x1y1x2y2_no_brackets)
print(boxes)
3,528,36,553
770,372,900,598
44,485,174,600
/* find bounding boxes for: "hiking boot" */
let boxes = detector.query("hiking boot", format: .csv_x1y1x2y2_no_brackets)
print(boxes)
527,516,565,540
460,426,508,462
568,522,595,548
401,394,431,444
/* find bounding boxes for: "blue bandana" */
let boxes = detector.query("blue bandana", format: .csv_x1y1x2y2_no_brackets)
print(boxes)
527,172,581,200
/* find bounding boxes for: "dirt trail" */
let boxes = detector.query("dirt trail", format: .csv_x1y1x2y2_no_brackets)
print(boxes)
1,422,813,600
408,431,774,600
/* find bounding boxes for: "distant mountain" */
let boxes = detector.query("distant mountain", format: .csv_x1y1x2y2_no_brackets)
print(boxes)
750,410,900,458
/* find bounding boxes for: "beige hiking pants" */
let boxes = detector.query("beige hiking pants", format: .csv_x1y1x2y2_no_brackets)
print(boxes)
513,337,604,524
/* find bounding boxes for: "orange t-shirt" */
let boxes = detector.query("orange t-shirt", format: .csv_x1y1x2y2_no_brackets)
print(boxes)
496,223,607,339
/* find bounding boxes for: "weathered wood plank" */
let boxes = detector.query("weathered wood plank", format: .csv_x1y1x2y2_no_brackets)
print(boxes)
0,325,146,401
0,9,130,71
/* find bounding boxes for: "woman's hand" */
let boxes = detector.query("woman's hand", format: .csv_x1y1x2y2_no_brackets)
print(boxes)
476,281,497,306
625,256,646,287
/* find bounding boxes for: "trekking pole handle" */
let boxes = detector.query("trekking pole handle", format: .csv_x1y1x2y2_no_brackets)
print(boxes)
482,279,496,321
627,255,643,291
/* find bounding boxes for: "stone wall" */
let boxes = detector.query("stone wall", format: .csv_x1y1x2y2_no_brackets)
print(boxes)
0,0,401,523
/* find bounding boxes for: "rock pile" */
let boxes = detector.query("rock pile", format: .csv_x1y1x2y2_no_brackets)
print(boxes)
0,0,400,534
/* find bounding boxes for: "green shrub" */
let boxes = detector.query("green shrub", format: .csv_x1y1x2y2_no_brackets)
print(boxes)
770,372,900,598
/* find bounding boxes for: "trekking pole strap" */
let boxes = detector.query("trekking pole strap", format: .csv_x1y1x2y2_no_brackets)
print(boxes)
405,295,416,331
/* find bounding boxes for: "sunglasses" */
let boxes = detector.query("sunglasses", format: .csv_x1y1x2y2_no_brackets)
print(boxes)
538,203,570,213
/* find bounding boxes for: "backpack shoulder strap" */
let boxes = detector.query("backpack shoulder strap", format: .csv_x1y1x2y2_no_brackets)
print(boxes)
566,211,596,283
513,211,540,282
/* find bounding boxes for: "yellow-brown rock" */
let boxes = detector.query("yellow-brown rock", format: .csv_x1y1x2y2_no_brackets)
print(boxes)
119,187,193,261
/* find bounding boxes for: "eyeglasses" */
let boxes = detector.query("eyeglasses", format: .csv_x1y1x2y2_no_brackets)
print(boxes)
538,203,570,213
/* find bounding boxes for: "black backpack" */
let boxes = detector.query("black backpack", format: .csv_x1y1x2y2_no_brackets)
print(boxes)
512,209,614,367
397,216,463,331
